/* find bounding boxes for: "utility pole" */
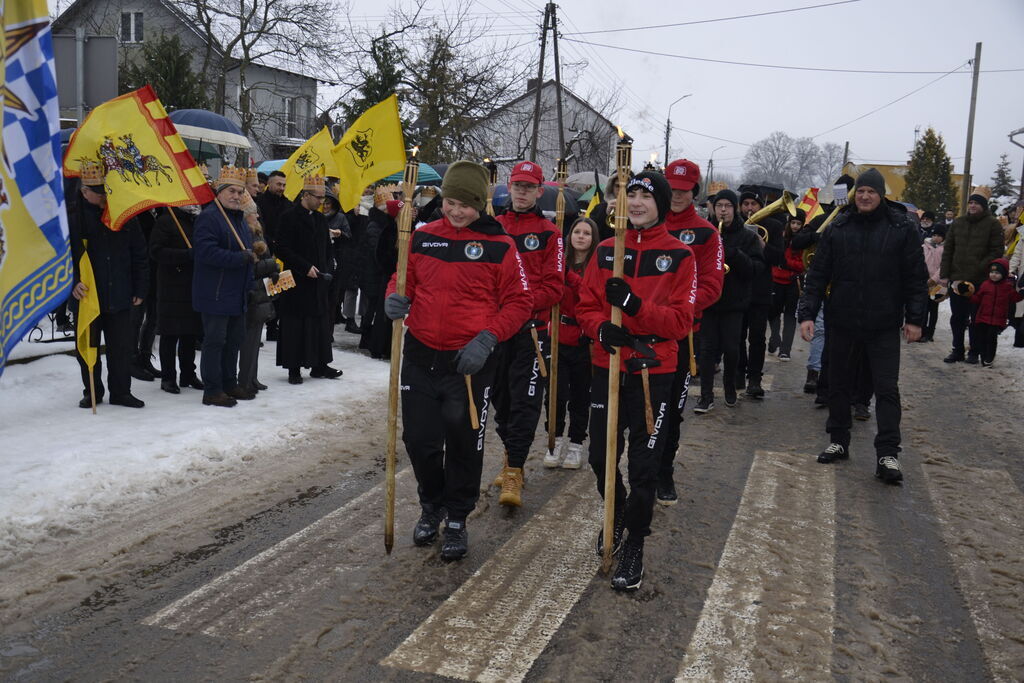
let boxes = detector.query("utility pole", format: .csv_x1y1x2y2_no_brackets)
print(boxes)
529,5,551,160
1010,128,1024,200
550,2,565,163
960,42,982,212
842,140,850,167
663,93,692,164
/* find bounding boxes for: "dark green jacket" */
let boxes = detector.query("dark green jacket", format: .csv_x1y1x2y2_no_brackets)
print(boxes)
940,210,1004,284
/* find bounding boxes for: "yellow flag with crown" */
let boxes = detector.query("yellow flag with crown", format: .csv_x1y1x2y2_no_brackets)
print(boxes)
331,95,406,212
280,126,339,200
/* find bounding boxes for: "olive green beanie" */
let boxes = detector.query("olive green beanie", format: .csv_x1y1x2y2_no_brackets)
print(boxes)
441,160,490,212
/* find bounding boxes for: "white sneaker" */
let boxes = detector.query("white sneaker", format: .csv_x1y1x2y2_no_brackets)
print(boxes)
543,436,566,468
562,442,584,469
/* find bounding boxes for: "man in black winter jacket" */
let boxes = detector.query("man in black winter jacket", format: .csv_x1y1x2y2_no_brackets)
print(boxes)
798,168,928,484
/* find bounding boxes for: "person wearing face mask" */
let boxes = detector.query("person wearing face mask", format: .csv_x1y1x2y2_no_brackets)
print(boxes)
489,161,565,509
576,171,697,591
383,160,532,562
274,175,342,384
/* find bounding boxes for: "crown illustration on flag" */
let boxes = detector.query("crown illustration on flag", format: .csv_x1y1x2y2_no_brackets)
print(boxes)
80,160,105,186
217,166,248,187
303,174,325,193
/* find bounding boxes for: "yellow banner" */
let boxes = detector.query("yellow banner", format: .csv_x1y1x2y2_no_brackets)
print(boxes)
280,126,339,200
75,250,99,369
332,95,406,212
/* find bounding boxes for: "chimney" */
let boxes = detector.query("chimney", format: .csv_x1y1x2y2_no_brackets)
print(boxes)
526,78,539,93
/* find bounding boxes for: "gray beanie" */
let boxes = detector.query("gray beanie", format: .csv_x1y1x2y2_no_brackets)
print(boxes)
855,168,886,196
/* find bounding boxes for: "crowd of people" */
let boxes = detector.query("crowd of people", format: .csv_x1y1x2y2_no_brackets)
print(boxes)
61,152,1024,592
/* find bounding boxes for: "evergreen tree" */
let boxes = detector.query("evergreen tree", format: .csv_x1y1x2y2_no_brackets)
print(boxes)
342,33,407,130
990,153,1018,200
903,127,959,214
118,33,209,110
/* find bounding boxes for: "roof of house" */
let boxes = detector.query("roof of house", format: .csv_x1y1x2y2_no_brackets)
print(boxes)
471,79,616,131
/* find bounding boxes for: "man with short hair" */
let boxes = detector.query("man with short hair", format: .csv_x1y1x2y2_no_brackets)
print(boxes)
491,161,564,509
940,187,1005,364
798,168,928,484
256,170,289,246
245,168,260,199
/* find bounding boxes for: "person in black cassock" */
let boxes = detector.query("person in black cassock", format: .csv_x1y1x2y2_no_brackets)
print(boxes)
274,174,342,383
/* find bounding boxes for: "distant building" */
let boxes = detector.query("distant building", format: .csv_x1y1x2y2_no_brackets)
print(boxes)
52,0,319,161
462,79,618,180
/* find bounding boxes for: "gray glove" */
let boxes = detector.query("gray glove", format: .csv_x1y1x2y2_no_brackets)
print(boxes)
454,330,498,375
384,293,411,320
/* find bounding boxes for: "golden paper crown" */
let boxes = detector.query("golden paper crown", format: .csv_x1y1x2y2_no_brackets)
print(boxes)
374,183,399,205
303,174,325,193
240,192,258,215
246,167,259,180
970,185,992,201
217,166,248,187
418,186,438,198
80,160,105,186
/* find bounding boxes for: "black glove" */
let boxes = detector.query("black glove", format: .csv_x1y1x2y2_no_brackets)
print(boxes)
606,277,641,316
454,330,498,375
597,321,655,358
384,293,411,320
270,271,280,285
319,271,333,284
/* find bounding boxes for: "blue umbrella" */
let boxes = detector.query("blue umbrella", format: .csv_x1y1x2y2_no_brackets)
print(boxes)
383,162,442,184
256,159,286,174
168,109,250,149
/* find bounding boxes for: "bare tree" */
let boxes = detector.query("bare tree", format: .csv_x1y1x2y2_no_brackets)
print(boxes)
742,131,795,187
789,136,821,190
817,142,847,186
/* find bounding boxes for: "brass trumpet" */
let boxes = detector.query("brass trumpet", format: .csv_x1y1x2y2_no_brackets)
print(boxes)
717,219,731,274
745,191,797,243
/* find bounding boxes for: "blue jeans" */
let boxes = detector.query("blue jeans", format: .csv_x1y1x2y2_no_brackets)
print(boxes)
201,313,245,397
808,309,825,371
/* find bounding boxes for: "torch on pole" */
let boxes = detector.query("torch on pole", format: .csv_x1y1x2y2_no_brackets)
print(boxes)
547,158,568,455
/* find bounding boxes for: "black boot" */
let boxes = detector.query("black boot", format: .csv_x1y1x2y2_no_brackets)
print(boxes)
611,537,644,591
161,379,181,394
596,506,627,557
744,380,764,399
803,369,819,394
440,520,468,561
944,349,964,363
413,505,445,546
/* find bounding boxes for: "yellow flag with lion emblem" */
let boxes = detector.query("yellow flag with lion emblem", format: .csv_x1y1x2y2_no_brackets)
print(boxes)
280,126,338,200
332,95,406,212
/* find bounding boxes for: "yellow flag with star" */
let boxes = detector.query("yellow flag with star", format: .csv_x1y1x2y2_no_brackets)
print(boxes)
331,95,406,212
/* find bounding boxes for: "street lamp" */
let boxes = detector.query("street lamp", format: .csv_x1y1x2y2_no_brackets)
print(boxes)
705,145,725,200
664,93,693,164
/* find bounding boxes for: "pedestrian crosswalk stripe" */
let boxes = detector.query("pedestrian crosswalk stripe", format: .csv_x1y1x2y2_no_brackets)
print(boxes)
676,450,836,680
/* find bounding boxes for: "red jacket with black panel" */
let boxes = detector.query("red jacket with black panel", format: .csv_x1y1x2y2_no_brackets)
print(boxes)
496,207,564,328
665,204,723,329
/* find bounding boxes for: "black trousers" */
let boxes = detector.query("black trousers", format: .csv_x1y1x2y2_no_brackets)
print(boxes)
769,282,799,355
130,297,158,362
825,325,901,459
948,291,977,354
972,323,1001,363
200,313,244,397
660,341,693,479
237,320,265,390
493,328,549,468
588,367,673,538
401,356,496,521
699,309,744,401
737,303,770,383
77,307,133,400
546,343,591,444
924,300,940,339
159,334,198,382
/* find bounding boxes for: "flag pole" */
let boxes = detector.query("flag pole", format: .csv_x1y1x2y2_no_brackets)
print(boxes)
547,158,568,455
603,129,631,574
167,207,192,248
385,148,420,554
212,197,248,251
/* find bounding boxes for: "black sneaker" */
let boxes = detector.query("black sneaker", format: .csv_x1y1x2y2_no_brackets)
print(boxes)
724,389,737,408
694,397,714,414
943,350,964,363
130,363,155,382
611,538,644,591
814,394,827,408
981,360,993,368
440,520,468,561
875,456,903,485
413,505,445,546
595,508,626,557
817,443,849,463
656,478,678,506
744,381,765,399
803,369,819,394
110,393,145,408
311,365,343,379
853,403,871,421
964,353,979,365
768,338,780,354
778,352,791,361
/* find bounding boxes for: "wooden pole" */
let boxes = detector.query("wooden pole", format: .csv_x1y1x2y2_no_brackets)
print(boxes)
960,42,982,214
384,154,420,555
602,131,631,574
88,367,97,414
547,158,567,454
167,207,192,248
530,326,548,378
485,160,497,217
212,196,248,251
465,375,479,430
688,331,698,377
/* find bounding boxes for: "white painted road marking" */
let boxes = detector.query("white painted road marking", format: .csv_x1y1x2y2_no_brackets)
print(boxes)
142,469,417,639
924,464,1024,682
381,472,601,682
677,450,836,680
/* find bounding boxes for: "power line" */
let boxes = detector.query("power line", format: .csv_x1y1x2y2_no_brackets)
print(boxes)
811,62,968,138
562,0,861,36
560,38,1022,75
673,127,752,147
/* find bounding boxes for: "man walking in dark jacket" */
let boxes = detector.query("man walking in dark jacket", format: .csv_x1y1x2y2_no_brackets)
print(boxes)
798,169,928,484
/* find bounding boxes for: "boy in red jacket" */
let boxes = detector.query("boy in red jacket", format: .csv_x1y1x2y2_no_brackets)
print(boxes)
384,161,532,561
491,161,565,508
576,171,697,591
970,258,1023,367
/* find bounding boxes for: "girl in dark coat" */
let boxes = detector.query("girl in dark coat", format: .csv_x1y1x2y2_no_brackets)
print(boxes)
150,206,203,393
238,195,280,395
362,201,401,359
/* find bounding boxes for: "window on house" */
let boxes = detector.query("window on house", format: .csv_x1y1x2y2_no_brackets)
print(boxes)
120,12,144,43
284,97,298,138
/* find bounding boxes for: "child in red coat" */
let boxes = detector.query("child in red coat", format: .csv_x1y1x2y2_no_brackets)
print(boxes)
970,258,1023,367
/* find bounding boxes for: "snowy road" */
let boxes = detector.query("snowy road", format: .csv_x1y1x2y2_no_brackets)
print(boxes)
1,325,1022,680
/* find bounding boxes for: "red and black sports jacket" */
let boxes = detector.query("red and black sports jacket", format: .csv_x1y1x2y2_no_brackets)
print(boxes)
496,207,564,327
576,223,697,375
665,204,723,326
558,265,585,347
387,215,533,351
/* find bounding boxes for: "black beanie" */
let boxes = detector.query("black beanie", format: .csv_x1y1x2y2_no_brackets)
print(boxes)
931,224,947,238
714,189,739,210
855,168,886,196
626,171,671,226
739,191,763,207
969,193,988,207
922,210,936,221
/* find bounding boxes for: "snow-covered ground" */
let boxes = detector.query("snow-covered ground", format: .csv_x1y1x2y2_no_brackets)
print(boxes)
0,340,389,563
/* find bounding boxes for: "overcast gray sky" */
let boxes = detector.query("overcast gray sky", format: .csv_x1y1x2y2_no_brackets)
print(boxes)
344,0,1024,188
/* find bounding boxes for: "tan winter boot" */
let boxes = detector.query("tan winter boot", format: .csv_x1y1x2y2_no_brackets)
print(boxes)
492,451,509,488
499,466,525,507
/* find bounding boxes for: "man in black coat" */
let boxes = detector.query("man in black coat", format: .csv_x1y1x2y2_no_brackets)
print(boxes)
274,175,341,383
798,168,928,484
69,166,149,408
